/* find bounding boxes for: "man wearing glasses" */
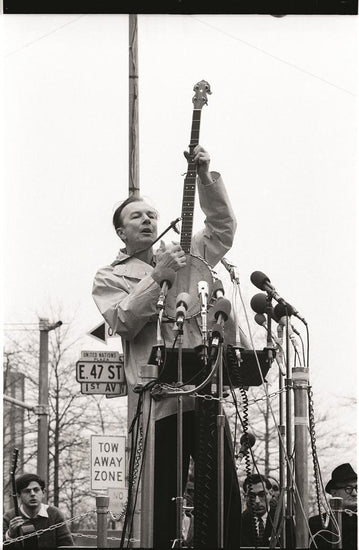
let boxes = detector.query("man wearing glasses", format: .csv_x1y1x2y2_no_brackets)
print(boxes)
240,473,280,547
3,473,74,548
309,463,357,549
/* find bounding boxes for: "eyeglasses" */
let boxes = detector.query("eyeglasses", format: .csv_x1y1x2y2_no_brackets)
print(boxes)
248,491,266,499
341,485,357,495
22,487,42,495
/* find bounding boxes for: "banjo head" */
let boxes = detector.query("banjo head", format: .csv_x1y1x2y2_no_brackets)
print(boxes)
165,254,214,320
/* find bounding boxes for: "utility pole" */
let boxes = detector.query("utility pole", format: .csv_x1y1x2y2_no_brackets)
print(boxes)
37,318,62,492
128,14,141,547
129,14,140,197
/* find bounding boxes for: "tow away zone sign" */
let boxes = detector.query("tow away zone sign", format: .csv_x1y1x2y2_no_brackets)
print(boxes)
91,435,126,490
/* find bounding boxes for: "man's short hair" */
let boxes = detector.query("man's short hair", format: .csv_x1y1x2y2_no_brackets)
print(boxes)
112,196,143,230
243,474,272,493
16,473,45,494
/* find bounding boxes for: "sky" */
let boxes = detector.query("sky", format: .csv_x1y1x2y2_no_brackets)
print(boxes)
2,13,357,423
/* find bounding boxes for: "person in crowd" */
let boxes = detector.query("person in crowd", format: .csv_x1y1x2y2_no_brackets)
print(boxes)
92,145,242,547
309,463,357,549
3,473,74,548
267,476,280,510
241,473,280,547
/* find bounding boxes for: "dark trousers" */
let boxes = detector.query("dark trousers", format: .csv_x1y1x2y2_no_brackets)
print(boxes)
153,409,241,548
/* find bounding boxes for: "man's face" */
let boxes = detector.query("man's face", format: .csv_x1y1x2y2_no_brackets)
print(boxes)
19,481,44,511
117,200,158,254
331,479,357,511
270,481,280,505
245,482,271,517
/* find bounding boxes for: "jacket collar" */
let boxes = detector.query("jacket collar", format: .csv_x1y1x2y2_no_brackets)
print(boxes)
20,503,49,518
112,248,156,267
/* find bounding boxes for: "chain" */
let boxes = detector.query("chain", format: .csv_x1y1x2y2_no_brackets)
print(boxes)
307,385,327,523
3,509,96,546
190,387,287,406
246,386,288,405
114,423,144,524
72,531,140,543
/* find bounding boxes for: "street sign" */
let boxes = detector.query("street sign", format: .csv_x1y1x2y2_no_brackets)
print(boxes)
81,350,120,361
76,361,124,383
91,435,126,490
81,382,127,395
108,488,128,519
88,322,120,343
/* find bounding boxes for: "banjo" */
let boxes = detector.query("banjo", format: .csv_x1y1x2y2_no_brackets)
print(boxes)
165,80,214,320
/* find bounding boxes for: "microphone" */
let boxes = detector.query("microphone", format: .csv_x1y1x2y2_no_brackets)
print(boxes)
251,271,307,325
250,271,286,304
175,292,191,327
211,298,231,348
254,313,286,374
237,432,256,461
212,279,225,300
254,313,266,327
156,269,176,310
212,298,231,324
250,293,269,315
198,281,209,348
170,216,181,235
221,257,240,284
273,304,301,355
198,280,209,303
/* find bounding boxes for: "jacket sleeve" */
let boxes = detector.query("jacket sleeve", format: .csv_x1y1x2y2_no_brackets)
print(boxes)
92,266,161,340
191,171,237,267
3,511,23,550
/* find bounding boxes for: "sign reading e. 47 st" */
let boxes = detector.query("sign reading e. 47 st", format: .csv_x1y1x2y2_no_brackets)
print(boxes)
76,361,125,383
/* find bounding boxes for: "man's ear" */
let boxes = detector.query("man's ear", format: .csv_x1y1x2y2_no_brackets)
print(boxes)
331,488,338,497
116,227,126,242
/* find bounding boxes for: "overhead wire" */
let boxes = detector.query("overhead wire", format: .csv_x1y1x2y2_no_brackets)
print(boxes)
190,16,355,97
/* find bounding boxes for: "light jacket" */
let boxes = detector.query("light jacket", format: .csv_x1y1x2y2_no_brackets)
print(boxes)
92,171,237,420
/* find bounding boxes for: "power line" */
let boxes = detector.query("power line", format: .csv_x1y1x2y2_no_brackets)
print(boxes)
5,15,85,58
191,16,356,97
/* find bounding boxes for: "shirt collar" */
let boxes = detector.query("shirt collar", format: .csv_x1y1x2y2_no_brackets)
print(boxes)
20,503,49,518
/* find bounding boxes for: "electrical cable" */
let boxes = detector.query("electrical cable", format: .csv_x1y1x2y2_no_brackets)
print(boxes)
233,279,319,547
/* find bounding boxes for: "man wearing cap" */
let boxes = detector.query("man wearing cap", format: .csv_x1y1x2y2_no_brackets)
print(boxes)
309,463,357,549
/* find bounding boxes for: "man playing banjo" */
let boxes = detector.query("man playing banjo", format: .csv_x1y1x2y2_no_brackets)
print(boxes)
92,145,242,547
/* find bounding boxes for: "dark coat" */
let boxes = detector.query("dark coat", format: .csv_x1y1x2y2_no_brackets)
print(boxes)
309,512,357,550
240,507,279,547
3,506,74,549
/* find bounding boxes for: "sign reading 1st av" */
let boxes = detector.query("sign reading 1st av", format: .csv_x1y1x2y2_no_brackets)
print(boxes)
76,350,127,396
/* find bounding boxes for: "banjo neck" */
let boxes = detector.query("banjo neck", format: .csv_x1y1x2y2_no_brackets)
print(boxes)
180,81,211,254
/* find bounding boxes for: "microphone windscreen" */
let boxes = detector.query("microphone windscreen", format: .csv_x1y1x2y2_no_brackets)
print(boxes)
254,313,266,326
273,302,294,321
212,297,231,321
160,268,176,289
239,432,256,447
250,293,268,314
250,270,270,291
176,292,191,310
212,279,225,297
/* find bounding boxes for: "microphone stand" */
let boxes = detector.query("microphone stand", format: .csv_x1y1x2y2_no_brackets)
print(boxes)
140,287,168,547
215,324,225,549
284,315,295,548
175,315,184,548
211,291,231,549
276,323,287,546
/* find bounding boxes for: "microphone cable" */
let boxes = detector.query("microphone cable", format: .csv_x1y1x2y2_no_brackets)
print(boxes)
228,270,320,548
